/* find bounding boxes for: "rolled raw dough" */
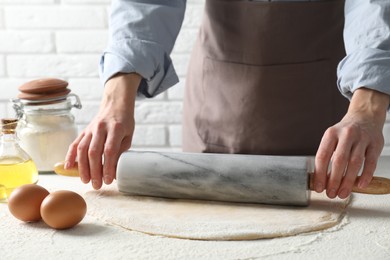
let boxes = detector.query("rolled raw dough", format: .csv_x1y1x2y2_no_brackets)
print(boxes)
85,185,351,241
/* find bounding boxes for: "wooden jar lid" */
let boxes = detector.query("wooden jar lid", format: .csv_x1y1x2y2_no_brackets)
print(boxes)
18,78,70,101
17,88,71,100
19,78,68,94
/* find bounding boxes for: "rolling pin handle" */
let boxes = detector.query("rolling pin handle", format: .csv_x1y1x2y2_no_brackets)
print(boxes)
308,172,390,195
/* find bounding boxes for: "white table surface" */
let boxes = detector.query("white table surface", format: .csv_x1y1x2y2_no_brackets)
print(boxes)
1,156,390,260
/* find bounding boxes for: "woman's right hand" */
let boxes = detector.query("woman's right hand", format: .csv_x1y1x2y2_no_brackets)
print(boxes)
65,73,141,190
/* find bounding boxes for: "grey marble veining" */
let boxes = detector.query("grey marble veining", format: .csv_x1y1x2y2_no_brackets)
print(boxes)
116,151,311,206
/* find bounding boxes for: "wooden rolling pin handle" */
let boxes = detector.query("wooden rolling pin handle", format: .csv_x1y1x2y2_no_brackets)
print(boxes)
54,161,80,177
309,172,390,195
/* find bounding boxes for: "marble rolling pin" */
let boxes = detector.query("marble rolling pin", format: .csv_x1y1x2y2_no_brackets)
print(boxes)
55,151,390,206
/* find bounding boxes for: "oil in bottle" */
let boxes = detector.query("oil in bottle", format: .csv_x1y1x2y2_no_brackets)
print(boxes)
0,119,38,202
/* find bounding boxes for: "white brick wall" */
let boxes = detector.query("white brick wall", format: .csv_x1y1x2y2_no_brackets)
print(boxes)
5,7,107,29
0,0,389,155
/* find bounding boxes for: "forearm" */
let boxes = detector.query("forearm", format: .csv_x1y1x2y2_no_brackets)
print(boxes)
100,73,141,114
347,88,390,126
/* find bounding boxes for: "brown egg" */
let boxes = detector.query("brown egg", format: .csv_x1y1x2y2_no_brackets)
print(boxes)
8,184,50,222
40,190,87,229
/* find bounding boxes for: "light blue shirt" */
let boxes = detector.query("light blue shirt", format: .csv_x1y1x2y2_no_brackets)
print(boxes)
99,0,390,101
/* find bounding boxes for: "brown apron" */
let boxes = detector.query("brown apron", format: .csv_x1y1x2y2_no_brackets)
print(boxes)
183,0,349,155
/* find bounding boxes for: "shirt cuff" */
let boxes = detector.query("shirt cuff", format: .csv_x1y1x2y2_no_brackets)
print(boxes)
337,48,390,100
99,38,179,99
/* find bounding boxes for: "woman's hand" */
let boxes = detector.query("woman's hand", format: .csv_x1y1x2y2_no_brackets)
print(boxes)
65,73,141,189
314,88,390,199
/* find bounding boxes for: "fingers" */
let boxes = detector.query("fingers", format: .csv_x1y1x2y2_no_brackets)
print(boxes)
358,147,380,189
319,125,360,199
326,134,354,199
102,125,132,185
67,119,133,190
77,133,93,185
88,123,107,189
314,128,338,193
335,144,380,198
316,121,383,199
65,132,85,168
102,125,122,184
336,143,364,199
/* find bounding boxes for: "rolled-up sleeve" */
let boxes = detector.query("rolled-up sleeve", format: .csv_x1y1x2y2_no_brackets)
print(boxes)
337,0,390,100
99,0,186,98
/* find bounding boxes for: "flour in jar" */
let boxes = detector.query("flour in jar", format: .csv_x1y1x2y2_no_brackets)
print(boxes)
18,114,78,172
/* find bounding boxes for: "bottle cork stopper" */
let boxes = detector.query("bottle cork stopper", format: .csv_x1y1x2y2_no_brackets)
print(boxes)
1,118,18,134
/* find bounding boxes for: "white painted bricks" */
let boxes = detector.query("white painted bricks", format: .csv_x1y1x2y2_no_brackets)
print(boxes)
0,31,53,53
7,55,100,77
56,31,108,53
0,0,389,154
5,7,107,29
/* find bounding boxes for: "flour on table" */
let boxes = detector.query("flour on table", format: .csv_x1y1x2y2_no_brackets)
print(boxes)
85,185,351,241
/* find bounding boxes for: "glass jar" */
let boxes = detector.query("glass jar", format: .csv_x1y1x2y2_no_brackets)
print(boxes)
12,94,82,173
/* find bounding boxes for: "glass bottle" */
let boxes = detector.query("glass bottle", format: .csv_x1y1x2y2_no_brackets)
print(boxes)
0,118,38,202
